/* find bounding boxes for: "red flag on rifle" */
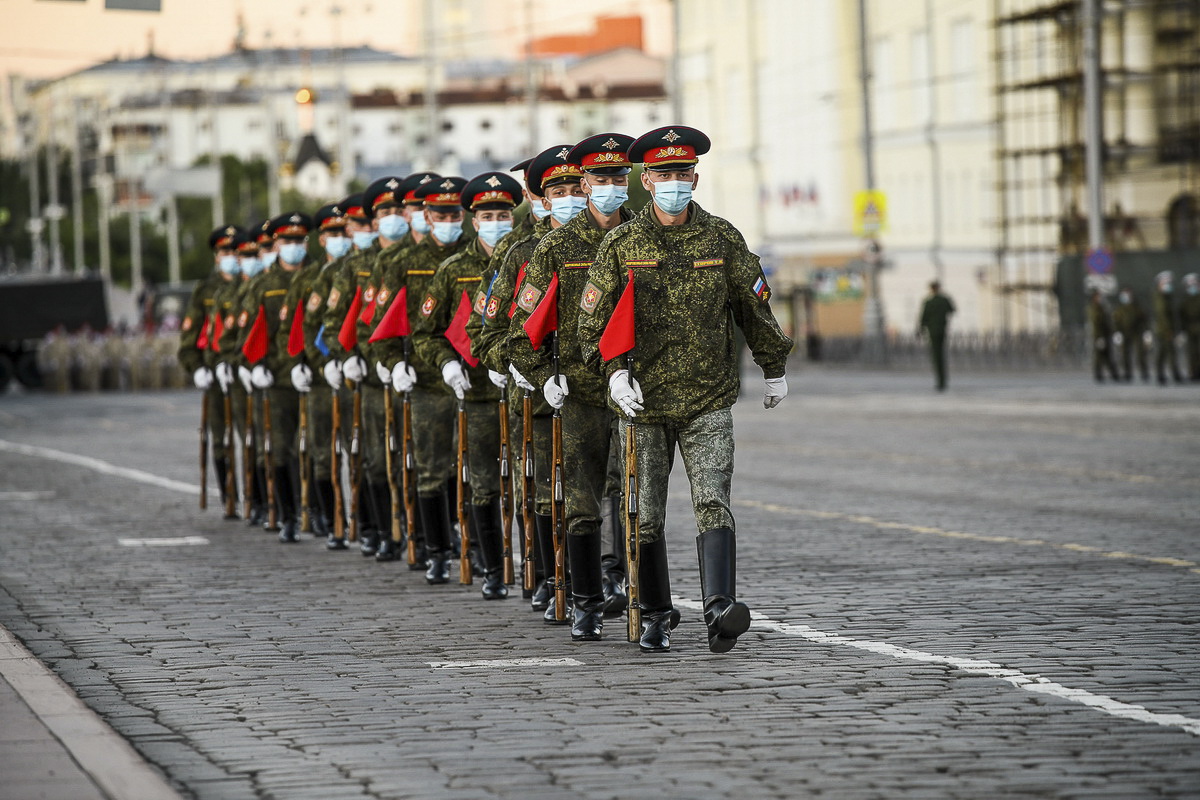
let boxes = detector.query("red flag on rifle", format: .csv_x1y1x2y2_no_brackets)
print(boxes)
196,314,210,350
368,286,410,342
360,292,377,325
445,289,480,368
210,313,224,352
241,305,269,363
337,286,363,352
286,301,306,357
598,270,635,361
523,273,558,351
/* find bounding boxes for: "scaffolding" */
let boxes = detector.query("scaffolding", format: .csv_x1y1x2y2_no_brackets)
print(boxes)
993,0,1200,332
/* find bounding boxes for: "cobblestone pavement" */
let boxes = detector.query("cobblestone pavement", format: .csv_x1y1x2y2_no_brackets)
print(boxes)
1,368,1198,800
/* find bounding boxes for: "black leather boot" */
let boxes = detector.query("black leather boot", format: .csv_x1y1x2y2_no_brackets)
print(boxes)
471,500,508,600
568,530,604,641
274,466,299,543
601,495,628,617
639,536,678,653
258,466,277,530
697,528,751,654
359,481,385,556
537,514,569,624
419,492,452,584
321,479,348,550
373,482,400,561
246,466,265,526
529,513,552,611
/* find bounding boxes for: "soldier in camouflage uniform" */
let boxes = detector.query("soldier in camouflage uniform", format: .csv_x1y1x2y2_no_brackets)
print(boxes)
362,172,440,565
179,229,239,501
236,212,312,542
373,177,471,584
1086,289,1120,383
1180,273,1200,381
411,173,523,598
508,133,637,640
1112,287,1149,382
1152,271,1183,385
203,226,247,517
230,226,274,527
579,126,793,654
473,146,584,620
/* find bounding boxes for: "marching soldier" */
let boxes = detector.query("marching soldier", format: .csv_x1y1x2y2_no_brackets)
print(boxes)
373,176,471,584
508,132,637,640
1112,287,1149,382
232,226,272,527
578,126,793,653
1180,273,1200,381
411,171,524,599
210,226,250,518
1087,289,1120,383
179,226,238,508
472,145,585,621
1153,271,1183,385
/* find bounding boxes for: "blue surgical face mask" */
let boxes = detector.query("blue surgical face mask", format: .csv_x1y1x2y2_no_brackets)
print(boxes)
260,250,278,268
218,254,240,275
432,220,463,245
411,210,432,234
325,235,351,259
1161,283,1173,294
530,200,551,220
1188,285,1199,296
352,231,376,250
1119,293,1131,305
587,183,628,216
279,242,307,266
378,213,409,241
477,219,513,248
651,179,693,216
240,256,263,277
550,195,588,224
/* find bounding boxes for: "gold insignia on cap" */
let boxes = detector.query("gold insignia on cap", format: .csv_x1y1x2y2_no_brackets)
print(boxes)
419,175,433,184
485,175,501,187
556,148,571,160
440,179,456,189
386,178,399,189
602,137,620,150
662,129,681,143
290,214,301,222
225,226,236,235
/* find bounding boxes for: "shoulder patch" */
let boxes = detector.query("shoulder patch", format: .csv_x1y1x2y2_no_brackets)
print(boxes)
517,283,542,314
625,259,659,269
279,304,289,321
485,296,500,320
224,314,235,330
182,316,193,331
364,285,376,304
693,258,724,268
752,275,772,303
237,310,249,328
420,293,438,317
472,290,487,315
377,286,390,307
581,282,602,315
326,287,341,309
307,291,323,313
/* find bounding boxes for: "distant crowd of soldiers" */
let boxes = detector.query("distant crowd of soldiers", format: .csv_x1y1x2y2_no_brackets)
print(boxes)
1088,271,1200,384
178,126,793,654
37,327,185,393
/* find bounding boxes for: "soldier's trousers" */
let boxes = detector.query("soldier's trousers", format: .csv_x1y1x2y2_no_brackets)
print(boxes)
1092,337,1119,380
410,386,456,496
306,385,334,481
620,407,734,545
1156,336,1181,380
360,381,389,485
1188,333,1200,379
1118,335,1148,380
267,387,299,468
928,333,948,389
205,387,227,461
561,401,615,538
464,400,502,505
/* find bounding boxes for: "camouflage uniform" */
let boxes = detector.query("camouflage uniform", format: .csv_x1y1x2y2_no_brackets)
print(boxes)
210,274,249,511
1112,295,1149,382
1179,284,1200,381
1086,296,1120,382
1153,287,1183,384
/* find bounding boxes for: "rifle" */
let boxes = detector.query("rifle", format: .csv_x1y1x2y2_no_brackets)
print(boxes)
457,386,472,585
498,394,514,585
348,378,362,543
550,331,566,621
625,352,641,642
244,388,255,520
332,388,345,540
401,343,418,565
223,392,236,518
199,392,209,510
263,389,276,530
298,393,310,531
384,385,403,548
521,389,535,591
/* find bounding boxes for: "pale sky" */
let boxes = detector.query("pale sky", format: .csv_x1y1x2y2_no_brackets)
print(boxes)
0,0,671,82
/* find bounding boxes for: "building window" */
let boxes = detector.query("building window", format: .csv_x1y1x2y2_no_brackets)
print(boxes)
950,18,975,122
480,119,492,130
911,28,931,127
874,36,895,130
441,120,454,132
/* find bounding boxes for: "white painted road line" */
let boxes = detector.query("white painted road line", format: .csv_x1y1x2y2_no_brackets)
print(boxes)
0,439,196,496
429,657,584,670
673,598,1200,738
118,536,209,547
0,490,56,500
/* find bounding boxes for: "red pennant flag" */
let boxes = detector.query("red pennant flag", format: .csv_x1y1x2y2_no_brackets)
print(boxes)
211,313,224,352
598,270,635,361
445,289,480,368
241,305,269,363
523,273,558,351
337,285,363,352
360,295,377,326
287,301,306,357
508,261,528,318
369,286,410,343
196,314,210,350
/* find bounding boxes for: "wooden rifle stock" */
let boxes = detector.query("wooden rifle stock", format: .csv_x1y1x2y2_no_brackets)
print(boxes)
384,385,402,545
298,394,310,531
223,393,235,517
625,353,641,642
521,390,535,591
401,383,417,565
243,390,254,519
498,395,514,585
457,392,472,585
263,390,275,529
199,393,209,509
331,389,344,539
550,332,566,621
348,381,362,543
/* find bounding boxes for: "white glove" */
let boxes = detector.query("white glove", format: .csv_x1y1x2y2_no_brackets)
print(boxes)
543,375,569,409
291,363,313,393
342,355,367,383
608,369,643,417
1143,331,1154,347
764,376,788,409
375,361,391,384
215,362,234,393
391,361,417,393
509,363,535,391
488,369,509,389
1112,332,1124,347
238,365,253,394
442,360,471,400
323,360,344,390
193,367,213,390
251,364,274,389
1175,333,1187,347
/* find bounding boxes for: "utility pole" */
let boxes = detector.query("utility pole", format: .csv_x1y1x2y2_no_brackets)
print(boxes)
71,99,86,274
26,114,46,274
524,0,539,155
857,0,887,360
1082,0,1105,251
925,0,944,282
423,0,439,170
670,0,683,122
47,113,64,275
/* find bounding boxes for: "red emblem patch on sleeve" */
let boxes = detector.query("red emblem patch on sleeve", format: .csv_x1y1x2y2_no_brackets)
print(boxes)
279,304,289,321
237,310,249,328
485,296,499,319
472,290,487,315
420,294,438,317
517,283,542,314
182,316,193,331
306,292,322,313
377,287,390,306
580,282,602,315
364,285,376,303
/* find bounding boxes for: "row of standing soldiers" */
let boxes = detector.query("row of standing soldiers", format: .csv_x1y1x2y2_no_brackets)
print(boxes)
1088,271,1200,383
177,126,793,654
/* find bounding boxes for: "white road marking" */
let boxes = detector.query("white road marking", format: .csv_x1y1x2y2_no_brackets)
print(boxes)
429,657,584,670
673,598,1200,737
118,537,209,547
0,439,196,496
0,490,56,500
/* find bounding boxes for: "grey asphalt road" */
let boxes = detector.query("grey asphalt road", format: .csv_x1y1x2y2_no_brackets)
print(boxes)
1,368,1198,800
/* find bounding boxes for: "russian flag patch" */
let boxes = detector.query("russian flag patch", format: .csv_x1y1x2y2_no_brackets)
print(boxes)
752,276,771,303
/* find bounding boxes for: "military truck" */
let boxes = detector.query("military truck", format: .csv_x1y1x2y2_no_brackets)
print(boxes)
0,275,108,392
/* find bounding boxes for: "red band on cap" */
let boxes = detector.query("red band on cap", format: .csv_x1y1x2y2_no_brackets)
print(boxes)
371,191,396,209
642,145,697,167
470,190,515,208
275,224,309,237
542,163,584,184
581,152,631,168
427,192,461,205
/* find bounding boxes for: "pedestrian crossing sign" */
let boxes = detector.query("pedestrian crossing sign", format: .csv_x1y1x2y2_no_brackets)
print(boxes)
853,190,888,236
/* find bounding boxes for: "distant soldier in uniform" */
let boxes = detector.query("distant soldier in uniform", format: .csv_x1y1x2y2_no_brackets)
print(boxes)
1087,289,1120,383
1152,271,1183,385
508,132,637,640
1112,287,1149,382
232,226,272,526
578,126,793,653
1180,273,1200,381
918,280,955,392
